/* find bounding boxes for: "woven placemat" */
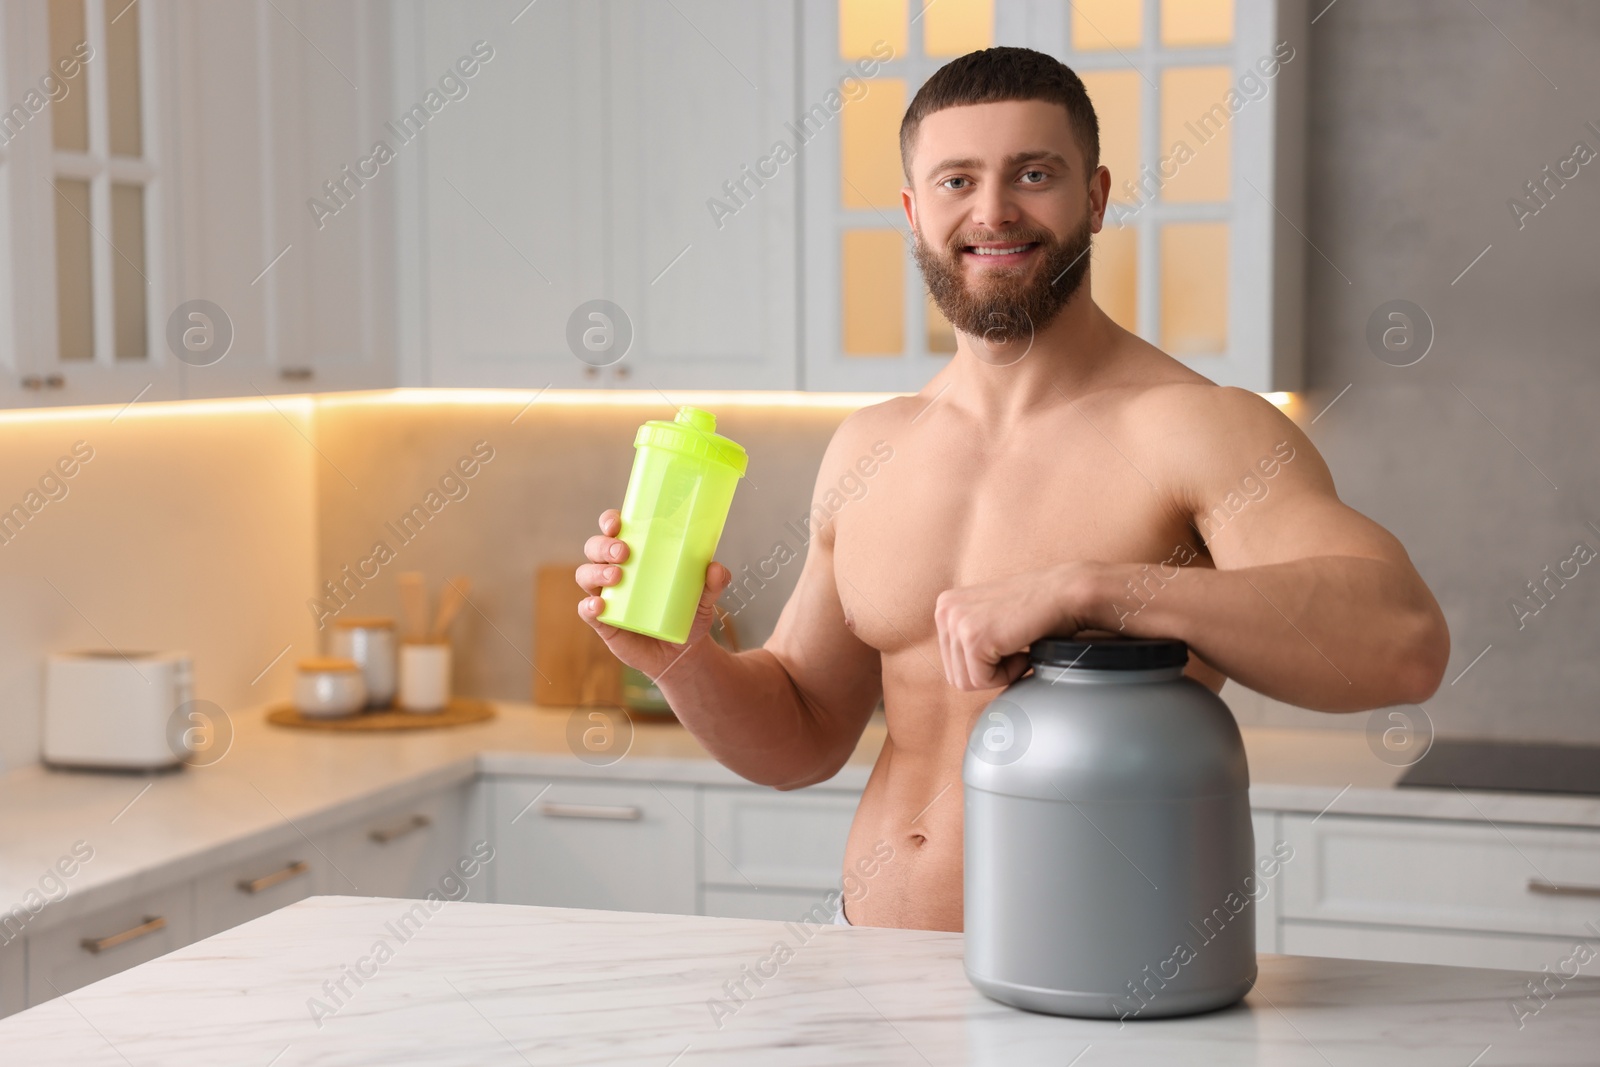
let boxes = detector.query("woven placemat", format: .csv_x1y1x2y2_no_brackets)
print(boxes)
266,697,495,731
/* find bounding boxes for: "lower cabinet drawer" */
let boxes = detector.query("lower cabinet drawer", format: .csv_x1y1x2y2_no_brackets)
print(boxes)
700,786,858,890
492,778,697,915
1281,919,1600,974
1281,813,1600,938
702,887,844,924
194,845,319,940
27,882,195,1004
309,785,475,901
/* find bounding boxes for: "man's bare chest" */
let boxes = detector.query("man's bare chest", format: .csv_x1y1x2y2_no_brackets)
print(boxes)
830,446,1196,654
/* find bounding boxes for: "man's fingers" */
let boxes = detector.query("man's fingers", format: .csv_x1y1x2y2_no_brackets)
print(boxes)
575,562,622,597
583,534,628,564
598,509,621,535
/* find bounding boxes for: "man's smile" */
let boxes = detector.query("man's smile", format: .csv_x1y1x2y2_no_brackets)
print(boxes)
960,241,1041,267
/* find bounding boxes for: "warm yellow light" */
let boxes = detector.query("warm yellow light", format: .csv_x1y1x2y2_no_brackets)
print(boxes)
313,389,906,410
0,393,314,426
0,387,1296,425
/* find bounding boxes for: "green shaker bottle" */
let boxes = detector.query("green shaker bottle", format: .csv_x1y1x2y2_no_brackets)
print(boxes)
599,406,748,644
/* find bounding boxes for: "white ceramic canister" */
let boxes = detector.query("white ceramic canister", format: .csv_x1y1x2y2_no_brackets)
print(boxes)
294,658,367,719
398,641,450,713
330,617,397,708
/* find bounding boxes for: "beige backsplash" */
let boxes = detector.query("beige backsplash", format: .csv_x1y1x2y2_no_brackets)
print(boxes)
311,397,849,705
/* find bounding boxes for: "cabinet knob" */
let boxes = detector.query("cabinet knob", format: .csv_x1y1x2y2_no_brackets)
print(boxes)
612,365,631,380
582,365,600,380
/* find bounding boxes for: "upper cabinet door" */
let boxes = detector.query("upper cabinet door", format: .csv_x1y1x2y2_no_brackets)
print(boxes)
0,0,182,410
415,0,608,390
417,0,798,393
606,0,798,391
168,0,397,400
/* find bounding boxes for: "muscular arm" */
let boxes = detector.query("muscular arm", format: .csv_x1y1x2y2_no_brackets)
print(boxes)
1088,388,1450,711
651,416,883,788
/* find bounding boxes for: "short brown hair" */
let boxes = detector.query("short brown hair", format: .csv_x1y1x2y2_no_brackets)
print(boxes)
899,47,1100,183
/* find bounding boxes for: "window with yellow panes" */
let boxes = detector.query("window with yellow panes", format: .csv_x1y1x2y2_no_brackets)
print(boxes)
834,0,1238,362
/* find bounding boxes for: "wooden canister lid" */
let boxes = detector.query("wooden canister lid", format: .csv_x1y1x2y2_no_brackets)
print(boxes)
332,616,395,629
297,657,361,673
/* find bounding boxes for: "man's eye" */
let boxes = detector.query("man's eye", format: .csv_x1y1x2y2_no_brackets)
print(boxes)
940,176,970,190
1020,170,1047,184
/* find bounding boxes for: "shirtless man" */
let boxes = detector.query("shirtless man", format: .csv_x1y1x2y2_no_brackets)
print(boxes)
576,48,1450,932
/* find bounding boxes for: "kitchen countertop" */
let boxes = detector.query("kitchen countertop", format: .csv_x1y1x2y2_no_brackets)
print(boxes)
4,703,1599,927
3,894,1597,1065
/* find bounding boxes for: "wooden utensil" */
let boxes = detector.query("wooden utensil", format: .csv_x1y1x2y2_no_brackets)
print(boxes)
534,564,622,705
432,576,471,640
398,571,429,643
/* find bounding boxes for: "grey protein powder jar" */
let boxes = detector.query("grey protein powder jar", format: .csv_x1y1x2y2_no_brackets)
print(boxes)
962,636,1256,1019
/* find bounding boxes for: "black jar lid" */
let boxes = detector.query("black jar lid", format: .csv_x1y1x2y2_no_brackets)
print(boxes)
1029,636,1189,671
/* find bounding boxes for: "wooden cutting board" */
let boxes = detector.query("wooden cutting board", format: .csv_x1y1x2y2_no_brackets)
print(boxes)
534,563,622,705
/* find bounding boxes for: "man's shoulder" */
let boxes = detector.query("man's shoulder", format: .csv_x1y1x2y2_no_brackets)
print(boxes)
1123,380,1283,435
826,394,923,453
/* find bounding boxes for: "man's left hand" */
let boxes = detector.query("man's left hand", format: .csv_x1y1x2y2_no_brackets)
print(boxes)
933,561,1105,691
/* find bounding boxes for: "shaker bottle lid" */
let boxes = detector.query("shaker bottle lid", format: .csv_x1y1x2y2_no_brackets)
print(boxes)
635,406,749,476
1029,636,1189,671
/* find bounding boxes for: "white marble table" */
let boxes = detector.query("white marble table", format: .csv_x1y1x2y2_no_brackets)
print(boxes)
2,896,1596,1066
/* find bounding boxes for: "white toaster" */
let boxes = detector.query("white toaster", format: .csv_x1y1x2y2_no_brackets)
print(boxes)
44,651,193,771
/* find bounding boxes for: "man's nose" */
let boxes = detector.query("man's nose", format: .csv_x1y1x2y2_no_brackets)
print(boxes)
969,180,1022,235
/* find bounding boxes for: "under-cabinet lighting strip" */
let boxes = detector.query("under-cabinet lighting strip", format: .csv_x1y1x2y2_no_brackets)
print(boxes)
0,387,1296,426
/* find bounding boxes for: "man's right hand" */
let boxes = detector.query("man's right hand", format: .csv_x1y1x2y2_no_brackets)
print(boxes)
577,508,734,678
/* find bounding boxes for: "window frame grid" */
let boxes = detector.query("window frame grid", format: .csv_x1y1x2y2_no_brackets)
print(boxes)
806,0,1304,393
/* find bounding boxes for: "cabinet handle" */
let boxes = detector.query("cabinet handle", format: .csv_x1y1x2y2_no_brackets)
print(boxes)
1528,878,1600,899
237,860,310,895
369,813,431,844
279,367,314,381
81,916,166,955
539,802,642,821
20,375,63,390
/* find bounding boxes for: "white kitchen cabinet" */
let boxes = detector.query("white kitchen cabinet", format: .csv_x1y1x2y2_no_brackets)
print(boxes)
414,0,797,392
412,0,607,390
0,0,396,409
1280,813,1600,939
167,0,397,399
605,0,798,390
0,0,183,409
1251,809,1281,953
193,842,319,940
308,784,475,900
702,886,843,924
26,879,196,1005
700,786,858,892
490,778,698,915
1280,919,1600,974
0,939,23,1018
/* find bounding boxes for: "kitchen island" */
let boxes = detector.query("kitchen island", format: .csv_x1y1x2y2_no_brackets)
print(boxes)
1,895,1595,1065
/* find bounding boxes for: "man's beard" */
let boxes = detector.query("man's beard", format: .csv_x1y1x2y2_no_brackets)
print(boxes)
913,216,1093,358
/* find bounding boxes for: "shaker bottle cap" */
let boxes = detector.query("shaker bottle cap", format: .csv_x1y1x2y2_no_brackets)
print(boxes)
634,406,748,476
1029,636,1189,671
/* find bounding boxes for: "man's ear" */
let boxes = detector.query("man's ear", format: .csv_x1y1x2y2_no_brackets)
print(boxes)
1088,164,1111,234
901,185,917,233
